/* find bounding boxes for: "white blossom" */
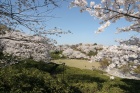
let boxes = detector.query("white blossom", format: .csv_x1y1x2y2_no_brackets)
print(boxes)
90,1,95,7
71,0,140,33
110,76,115,80
97,21,111,33
0,31,51,62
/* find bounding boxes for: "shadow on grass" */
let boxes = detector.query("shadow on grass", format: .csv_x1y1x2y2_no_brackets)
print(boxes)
119,79,140,93
67,74,106,83
13,59,64,75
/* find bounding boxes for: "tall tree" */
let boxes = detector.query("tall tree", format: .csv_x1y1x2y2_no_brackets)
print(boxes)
0,0,65,35
70,0,140,76
0,0,67,66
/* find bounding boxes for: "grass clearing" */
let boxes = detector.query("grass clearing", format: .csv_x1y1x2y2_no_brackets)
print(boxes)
52,59,100,70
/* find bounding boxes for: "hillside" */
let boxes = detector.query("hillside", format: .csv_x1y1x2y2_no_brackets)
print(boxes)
0,58,140,93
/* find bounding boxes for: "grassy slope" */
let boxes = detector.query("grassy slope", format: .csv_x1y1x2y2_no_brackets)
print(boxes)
0,59,140,93
53,59,100,70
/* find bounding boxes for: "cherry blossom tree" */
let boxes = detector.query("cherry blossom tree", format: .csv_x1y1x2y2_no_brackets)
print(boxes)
70,0,140,33
0,30,53,68
0,0,69,49
0,0,67,50
0,0,65,35
62,48,89,59
70,0,140,78
0,0,70,66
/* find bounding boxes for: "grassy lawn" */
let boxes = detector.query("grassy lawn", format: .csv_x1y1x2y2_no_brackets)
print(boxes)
52,59,100,70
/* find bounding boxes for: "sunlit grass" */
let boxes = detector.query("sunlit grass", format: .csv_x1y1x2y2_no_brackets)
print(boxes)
53,59,100,70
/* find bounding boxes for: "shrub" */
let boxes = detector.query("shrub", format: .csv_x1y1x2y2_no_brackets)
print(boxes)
87,51,98,56
99,58,110,70
50,50,66,60
119,64,131,74
134,65,140,74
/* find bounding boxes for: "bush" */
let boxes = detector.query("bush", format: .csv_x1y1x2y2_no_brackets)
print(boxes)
50,51,66,60
99,58,110,70
119,64,131,74
0,60,71,93
87,51,98,56
134,65,140,74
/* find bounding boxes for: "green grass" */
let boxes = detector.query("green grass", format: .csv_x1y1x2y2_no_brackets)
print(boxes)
53,59,100,70
0,58,140,93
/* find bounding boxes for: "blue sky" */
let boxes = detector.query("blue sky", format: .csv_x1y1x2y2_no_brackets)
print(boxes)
32,0,140,45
